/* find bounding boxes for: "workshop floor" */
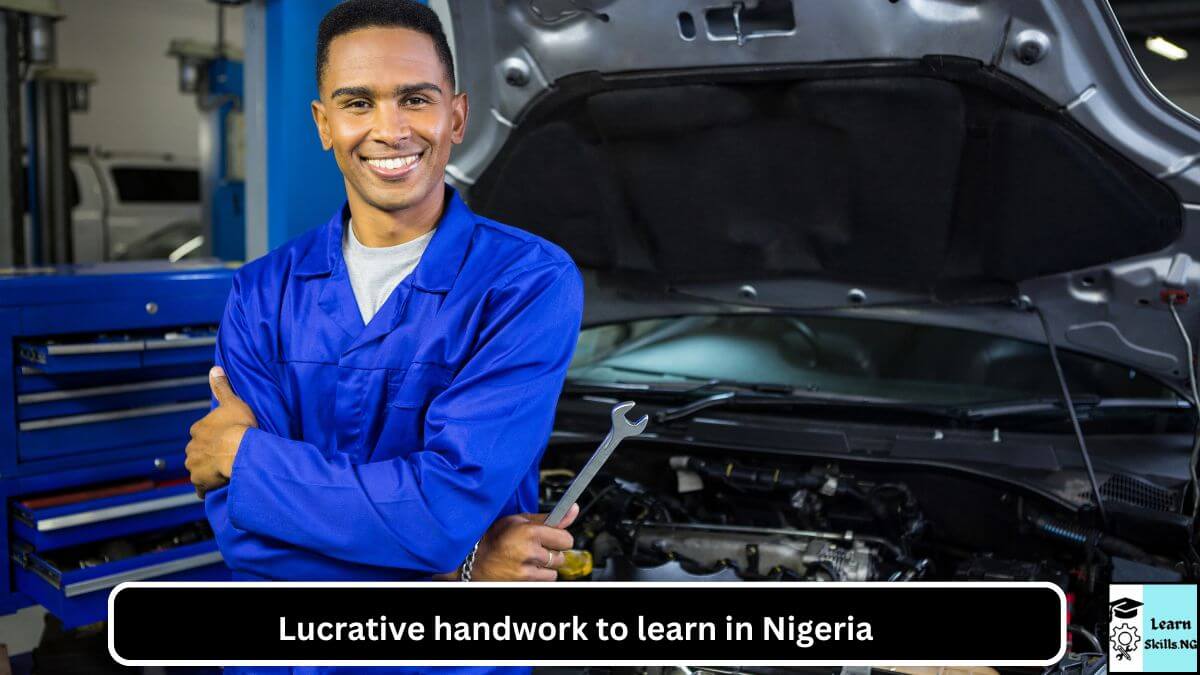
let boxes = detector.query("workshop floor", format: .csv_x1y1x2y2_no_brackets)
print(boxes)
0,608,223,674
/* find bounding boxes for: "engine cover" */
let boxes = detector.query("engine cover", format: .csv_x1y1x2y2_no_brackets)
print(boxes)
634,523,876,581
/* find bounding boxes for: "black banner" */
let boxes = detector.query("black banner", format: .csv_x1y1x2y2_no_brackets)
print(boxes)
109,582,1065,666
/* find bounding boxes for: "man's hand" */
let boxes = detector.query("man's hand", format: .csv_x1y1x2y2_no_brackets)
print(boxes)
438,503,580,581
186,366,257,498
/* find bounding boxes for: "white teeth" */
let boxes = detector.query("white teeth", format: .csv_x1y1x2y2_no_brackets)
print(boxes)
366,154,419,171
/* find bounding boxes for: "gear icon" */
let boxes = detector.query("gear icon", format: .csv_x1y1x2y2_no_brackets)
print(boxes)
1112,623,1141,661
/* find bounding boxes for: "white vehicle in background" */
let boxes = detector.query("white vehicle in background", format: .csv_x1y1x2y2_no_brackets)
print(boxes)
67,148,202,262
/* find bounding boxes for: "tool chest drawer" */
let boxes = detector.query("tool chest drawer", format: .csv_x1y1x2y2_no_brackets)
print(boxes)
14,330,216,465
11,521,228,628
17,367,210,420
0,264,238,625
18,327,218,374
18,402,210,461
12,478,205,551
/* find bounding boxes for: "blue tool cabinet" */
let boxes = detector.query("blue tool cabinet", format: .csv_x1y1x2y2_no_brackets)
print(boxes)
1,262,236,627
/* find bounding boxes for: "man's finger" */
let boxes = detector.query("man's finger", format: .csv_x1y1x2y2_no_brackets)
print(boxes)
209,366,237,406
542,549,568,570
524,565,557,582
524,542,552,566
555,503,579,529
527,502,578,528
536,526,574,552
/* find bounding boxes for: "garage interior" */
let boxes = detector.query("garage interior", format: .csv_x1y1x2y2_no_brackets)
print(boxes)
0,0,1197,673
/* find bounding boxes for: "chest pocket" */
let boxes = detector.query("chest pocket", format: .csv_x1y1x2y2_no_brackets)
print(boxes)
387,362,454,412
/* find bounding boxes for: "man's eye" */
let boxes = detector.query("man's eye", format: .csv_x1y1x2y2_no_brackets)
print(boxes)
345,100,371,109
402,96,431,107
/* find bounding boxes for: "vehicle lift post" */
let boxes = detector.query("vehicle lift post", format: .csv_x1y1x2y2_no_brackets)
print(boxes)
168,3,247,263
28,66,92,265
0,0,75,267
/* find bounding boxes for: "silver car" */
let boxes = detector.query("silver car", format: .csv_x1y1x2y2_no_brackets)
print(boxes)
446,0,1200,670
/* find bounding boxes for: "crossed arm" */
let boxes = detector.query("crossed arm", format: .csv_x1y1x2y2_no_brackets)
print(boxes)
185,263,584,580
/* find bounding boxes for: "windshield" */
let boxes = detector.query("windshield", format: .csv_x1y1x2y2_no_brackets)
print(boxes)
567,314,1177,407
111,167,199,203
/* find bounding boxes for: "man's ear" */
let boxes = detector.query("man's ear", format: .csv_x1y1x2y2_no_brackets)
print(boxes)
311,99,333,151
450,91,469,145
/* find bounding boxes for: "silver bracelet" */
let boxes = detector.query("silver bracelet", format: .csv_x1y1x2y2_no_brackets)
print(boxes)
460,540,481,582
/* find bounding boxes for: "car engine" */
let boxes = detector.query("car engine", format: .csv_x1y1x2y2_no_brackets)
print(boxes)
541,453,933,583
539,439,1196,649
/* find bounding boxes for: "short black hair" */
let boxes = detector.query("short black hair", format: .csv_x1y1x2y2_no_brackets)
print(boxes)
316,0,455,91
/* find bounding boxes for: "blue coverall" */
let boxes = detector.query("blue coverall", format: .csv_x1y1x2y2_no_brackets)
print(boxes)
204,186,584,674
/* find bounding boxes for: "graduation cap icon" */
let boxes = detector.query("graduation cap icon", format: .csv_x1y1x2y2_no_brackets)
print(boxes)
1110,597,1144,620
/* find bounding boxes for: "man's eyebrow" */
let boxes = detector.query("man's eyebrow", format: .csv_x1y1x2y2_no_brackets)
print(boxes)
395,83,443,97
329,85,373,99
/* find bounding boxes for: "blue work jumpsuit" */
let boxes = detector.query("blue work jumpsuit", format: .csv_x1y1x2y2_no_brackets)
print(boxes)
204,186,584,674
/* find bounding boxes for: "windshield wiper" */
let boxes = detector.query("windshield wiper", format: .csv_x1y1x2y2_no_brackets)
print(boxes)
568,380,1190,428
959,396,1190,421
567,371,798,396
580,364,727,383
650,388,958,424
567,377,957,423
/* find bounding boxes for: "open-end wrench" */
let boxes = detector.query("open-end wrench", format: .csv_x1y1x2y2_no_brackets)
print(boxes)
545,401,648,527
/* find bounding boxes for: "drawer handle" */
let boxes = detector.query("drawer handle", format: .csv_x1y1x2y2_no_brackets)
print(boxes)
27,335,215,358
63,550,223,597
17,375,209,405
44,341,146,356
35,492,203,532
144,336,217,350
19,400,210,431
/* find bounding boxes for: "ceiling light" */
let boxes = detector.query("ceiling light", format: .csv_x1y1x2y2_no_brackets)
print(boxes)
1146,36,1188,61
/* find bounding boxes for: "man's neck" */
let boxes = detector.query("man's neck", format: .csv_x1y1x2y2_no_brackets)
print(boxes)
346,187,445,248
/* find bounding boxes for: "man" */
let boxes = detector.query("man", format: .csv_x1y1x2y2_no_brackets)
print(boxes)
185,0,581,610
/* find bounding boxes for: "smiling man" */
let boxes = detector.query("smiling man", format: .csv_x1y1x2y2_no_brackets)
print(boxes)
183,0,583,667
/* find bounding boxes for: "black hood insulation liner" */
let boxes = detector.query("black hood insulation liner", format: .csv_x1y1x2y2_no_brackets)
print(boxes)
470,59,1182,292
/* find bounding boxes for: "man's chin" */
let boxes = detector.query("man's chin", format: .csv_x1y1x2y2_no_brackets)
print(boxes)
354,181,438,213
356,190,422,213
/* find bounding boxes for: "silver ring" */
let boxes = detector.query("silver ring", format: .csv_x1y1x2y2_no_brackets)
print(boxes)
544,549,554,568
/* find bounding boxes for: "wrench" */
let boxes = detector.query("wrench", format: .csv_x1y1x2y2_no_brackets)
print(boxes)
544,401,648,527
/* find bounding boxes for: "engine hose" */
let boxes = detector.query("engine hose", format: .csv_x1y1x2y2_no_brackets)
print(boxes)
1027,509,1152,563
1032,514,1096,546
1069,624,1104,654
808,560,844,581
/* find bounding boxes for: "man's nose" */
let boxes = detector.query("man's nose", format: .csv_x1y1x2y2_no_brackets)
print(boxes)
371,104,413,145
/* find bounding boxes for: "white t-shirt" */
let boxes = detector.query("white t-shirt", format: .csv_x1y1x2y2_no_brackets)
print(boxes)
343,218,436,323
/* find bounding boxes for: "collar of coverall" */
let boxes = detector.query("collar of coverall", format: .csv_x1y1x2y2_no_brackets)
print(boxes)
293,184,477,294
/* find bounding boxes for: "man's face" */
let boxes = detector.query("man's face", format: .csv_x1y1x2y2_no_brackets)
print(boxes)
312,27,467,215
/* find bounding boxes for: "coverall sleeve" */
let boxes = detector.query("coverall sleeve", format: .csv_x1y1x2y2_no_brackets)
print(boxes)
213,276,295,441
224,262,584,573
203,272,315,580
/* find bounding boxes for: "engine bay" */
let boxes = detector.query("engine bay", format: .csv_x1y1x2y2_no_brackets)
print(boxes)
540,439,1197,654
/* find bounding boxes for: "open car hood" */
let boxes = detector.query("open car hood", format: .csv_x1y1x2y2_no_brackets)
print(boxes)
444,0,1200,384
